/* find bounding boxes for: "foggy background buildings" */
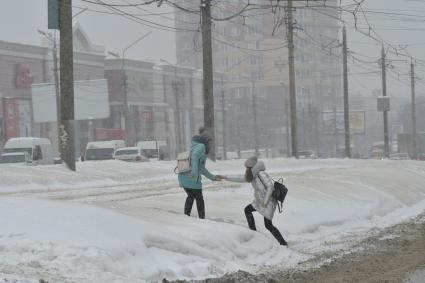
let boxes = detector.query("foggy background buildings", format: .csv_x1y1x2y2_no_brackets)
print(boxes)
1,0,425,159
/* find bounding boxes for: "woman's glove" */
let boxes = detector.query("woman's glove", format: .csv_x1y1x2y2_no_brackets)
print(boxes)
215,175,225,181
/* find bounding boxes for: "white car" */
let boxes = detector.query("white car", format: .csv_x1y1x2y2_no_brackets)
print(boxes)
298,150,317,159
2,137,57,165
85,140,126,161
0,152,32,165
389,153,409,160
113,147,149,162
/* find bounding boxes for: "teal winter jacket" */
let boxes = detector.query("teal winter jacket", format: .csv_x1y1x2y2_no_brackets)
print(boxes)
178,140,216,189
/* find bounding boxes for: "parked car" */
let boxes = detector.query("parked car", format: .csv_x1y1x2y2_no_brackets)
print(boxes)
1,137,57,165
0,152,32,165
85,140,126,161
371,149,385,159
113,147,148,162
389,153,409,160
298,150,317,159
136,140,167,160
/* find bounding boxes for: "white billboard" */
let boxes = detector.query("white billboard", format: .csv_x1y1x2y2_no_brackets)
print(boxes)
322,111,366,135
31,79,110,123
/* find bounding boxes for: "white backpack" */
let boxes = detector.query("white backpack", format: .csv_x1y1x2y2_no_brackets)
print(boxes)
174,151,191,174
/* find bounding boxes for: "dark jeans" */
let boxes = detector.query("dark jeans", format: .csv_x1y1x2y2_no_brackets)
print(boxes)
244,204,287,245
184,188,205,219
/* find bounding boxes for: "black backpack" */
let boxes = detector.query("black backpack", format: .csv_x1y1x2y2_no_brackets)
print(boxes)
272,178,288,213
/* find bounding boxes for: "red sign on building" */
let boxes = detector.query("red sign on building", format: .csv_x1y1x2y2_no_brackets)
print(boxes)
94,128,125,141
141,111,152,121
0,99,3,142
3,98,18,140
0,98,3,117
15,63,34,89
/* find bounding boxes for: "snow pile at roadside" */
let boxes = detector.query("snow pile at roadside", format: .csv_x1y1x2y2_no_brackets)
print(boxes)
0,158,351,193
1,159,425,282
0,197,304,282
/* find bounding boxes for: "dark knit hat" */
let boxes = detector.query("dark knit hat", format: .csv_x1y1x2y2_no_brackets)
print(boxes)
192,132,212,154
244,156,258,168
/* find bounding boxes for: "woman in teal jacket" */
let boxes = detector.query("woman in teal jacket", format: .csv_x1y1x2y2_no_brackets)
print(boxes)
178,132,223,219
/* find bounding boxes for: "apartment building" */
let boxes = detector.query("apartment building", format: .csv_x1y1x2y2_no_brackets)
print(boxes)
174,0,342,156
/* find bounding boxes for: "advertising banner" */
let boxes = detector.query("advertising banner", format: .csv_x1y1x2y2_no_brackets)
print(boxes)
349,111,366,135
32,79,110,123
94,128,125,141
0,99,3,143
3,98,18,140
322,111,366,135
17,99,32,137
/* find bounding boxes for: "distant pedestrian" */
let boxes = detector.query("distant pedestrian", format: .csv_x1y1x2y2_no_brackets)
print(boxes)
178,130,224,219
225,156,287,246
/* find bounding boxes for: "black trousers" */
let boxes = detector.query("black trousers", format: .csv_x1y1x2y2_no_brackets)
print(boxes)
244,204,287,245
184,188,205,219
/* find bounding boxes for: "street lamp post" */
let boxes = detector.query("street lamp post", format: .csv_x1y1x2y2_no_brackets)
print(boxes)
220,77,227,160
38,7,90,158
38,30,60,152
244,75,259,156
160,59,183,155
118,32,152,145
280,81,291,157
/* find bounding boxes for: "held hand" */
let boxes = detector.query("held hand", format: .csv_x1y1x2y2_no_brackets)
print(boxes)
216,175,226,181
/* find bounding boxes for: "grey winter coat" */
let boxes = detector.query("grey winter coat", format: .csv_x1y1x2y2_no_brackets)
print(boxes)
226,161,278,220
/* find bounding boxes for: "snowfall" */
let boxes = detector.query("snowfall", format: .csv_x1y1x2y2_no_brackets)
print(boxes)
1,158,425,282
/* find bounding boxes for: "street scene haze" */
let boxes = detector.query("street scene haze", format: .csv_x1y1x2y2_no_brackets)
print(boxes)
0,0,424,282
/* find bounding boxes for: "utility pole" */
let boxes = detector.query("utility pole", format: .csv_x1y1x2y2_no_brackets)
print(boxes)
121,32,151,146
52,35,61,151
122,70,130,144
221,78,227,160
59,0,75,171
381,47,390,158
172,78,183,153
287,0,298,158
251,80,259,156
189,76,195,135
201,0,216,160
308,103,314,151
280,82,291,157
38,30,61,151
411,60,417,159
314,106,320,155
302,107,306,149
342,27,351,158
332,92,338,156
161,73,171,159
285,96,291,157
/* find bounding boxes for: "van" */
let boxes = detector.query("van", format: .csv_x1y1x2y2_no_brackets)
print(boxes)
136,140,167,160
1,137,56,165
0,152,32,165
85,140,126,161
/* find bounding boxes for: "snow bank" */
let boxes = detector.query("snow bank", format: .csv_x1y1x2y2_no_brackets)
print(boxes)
0,197,304,282
0,158,350,194
1,159,425,282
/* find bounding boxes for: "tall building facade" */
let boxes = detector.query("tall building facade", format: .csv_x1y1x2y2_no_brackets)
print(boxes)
0,23,223,160
174,0,342,157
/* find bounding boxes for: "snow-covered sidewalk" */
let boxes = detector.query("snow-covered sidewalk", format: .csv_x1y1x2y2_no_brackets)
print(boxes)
1,158,425,282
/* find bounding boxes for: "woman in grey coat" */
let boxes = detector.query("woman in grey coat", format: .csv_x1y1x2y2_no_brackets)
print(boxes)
226,156,287,246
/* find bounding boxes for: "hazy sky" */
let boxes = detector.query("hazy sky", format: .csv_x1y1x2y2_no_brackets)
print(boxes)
1,0,425,97
0,0,176,63
340,0,425,98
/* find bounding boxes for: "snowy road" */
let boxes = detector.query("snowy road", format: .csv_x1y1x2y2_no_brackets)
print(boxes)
1,158,425,282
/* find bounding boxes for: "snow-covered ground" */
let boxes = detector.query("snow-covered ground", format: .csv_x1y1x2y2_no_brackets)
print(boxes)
1,158,425,282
